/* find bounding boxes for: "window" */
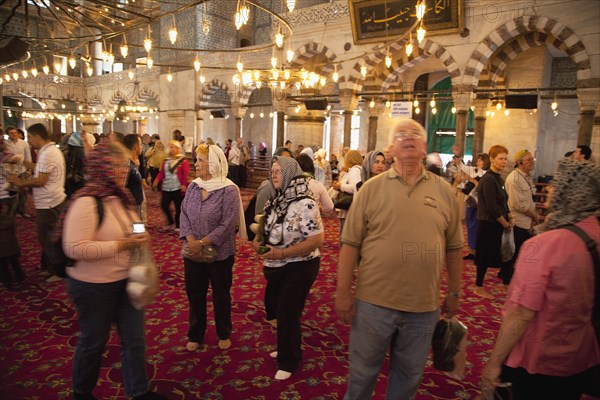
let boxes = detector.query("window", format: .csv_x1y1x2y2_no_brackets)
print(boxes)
350,114,360,149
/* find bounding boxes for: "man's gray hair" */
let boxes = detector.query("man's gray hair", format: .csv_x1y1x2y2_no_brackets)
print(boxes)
388,119,427,145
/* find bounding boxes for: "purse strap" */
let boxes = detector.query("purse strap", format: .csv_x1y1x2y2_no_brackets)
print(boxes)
562,216,600,345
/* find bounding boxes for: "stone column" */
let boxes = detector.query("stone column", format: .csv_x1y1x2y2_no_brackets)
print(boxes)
231,102,247,138
273,99,289,148
91,38,103,76
472,98,489,157
339,92,359,149
452,92,472,157
195,109,204,145
367,106,382,152
577,88,600,146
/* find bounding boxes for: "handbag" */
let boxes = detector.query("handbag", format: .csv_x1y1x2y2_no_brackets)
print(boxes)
461,180,476,195
334,191,354,210
500,229,515,262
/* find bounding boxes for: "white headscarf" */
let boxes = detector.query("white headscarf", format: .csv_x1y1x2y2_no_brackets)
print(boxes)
192,145,247,240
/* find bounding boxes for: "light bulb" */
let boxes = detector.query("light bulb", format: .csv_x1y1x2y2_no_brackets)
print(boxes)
120,44,128,58
491,111,495,118
385,54,392,68
275,31,284,48
486,110,491,117
250,112,254,119
413,99,419,107
128,69,134,80
320,77,326,86
431,107,437,115
406,42,413,56
31,67,37,77
416,1,426,20
194,58,201,72
43,65,50,75
430,99,436,108
271,57,277,68
144,38,152,52
496,102,502,110
260,111,264,118
241,4,249,24
68,56,76,69
551,101,558,110
451,106,456,114
287,0,295,13
333,70,339,82
269,112,273,118
369,99,375,108
272,70,279,80
146,57,153,69
200,75,205,83
169,27,178,44
235,11,243,30
54,62,62,73
0,78,3,85
87,65,94,76
253,70,260,81
22,70,28,78
417,26,426,43
287,49,294,63
237,59,243,73
504,109,510,116
360,65,367,77
284,70,290,80
107,53,114,65
232,74,240,85
167,73,173,82
385,100,391,108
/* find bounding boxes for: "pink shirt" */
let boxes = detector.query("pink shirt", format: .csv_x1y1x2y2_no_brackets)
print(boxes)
505,216,600,376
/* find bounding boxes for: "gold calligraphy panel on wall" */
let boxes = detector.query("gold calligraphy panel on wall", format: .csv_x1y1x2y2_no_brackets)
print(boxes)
349,0,463,44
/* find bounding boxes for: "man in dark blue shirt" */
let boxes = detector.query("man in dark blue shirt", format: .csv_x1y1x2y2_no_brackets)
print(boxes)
123,134,145,221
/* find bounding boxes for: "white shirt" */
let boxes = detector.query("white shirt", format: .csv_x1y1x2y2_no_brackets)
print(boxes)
308,178,334,212
227,146,240,165
6,138,31,174
33,142,66,209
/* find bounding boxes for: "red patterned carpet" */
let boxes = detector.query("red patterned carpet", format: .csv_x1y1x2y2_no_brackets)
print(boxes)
0,188,513,400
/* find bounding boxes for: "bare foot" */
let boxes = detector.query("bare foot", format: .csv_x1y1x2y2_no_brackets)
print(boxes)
218,339,232,350
186,342,200,351
473,286,494,299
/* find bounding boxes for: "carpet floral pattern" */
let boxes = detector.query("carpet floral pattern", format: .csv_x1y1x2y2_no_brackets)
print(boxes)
0,189,513,400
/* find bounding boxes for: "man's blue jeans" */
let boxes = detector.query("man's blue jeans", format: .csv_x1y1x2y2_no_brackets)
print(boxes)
344,299,440,400
68,278,149,397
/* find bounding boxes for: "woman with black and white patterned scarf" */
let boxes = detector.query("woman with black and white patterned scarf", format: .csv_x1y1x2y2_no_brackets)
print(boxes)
252,156,324,381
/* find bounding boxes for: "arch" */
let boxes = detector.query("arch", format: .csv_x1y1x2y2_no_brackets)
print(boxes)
463,16,592,89
340,38,460,95
200,79,231,105
290,40,338,76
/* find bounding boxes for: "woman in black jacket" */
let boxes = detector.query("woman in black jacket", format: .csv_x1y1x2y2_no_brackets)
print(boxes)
474,145,513,299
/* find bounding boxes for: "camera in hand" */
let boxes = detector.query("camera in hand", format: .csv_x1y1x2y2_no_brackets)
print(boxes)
132,222,146,234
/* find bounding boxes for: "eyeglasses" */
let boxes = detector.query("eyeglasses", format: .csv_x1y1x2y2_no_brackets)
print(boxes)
393,131,423,141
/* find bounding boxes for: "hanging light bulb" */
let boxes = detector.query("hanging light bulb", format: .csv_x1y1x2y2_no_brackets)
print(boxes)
417,24,426,44
199,71,206,83
275,27,284,48
333,65,339,83
21,69,28,78
430,97,436,108
504,109,510,116
360,65,367,78
413,99,419,107
385,100,391,108
250,112,255,119
269,112,274,118
491,111,496,118
237,57,243,73
241,3,250,24
54,61,62,73
235,11,243,30
260,110,264,118
431,107,437,115
551,99,558,110
146,56,153,69
194,57,201,72
287,49,294,63
107,52,115,66
496,102,502,110
486,110,491,117
416,0,426,20
284,70,290,80
167,69,173,82
87,65,94,76
271,57,278,68
385,48,392,68
144,38,152,53
69,55,77,69
31,67,38,77
120,44,129,59
232,74,241,85
451,106,457,114
406,42,414,56
128,68,134,80
253,70,261,81
272,69,279,80
43,64,50,75
169,15,178,44
369,99,375,108
287,0,295,13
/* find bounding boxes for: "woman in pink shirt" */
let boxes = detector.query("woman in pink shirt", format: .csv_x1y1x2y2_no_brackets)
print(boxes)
481,159,600,400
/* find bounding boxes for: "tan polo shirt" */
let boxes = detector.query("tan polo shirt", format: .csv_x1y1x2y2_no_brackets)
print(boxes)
342,168,463,312
505,168,536,230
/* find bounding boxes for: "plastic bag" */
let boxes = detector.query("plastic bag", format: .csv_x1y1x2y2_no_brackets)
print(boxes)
431,317,468,380
126,243,159,310
500,229,515,262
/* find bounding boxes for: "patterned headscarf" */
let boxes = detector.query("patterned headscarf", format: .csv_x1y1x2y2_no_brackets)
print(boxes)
362,150,385,182
55,142,133,239
263,156,312,245
536,159,600,233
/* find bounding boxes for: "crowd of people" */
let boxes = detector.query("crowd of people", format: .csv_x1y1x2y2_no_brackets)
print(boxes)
1,120,599,400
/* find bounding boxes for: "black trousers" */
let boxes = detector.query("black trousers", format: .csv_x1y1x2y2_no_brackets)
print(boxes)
160,190,182,228
36,202,67,276
499,364,600,400
263,258,320,372
0,255,24,287
148,167,160,185
184,255,234,343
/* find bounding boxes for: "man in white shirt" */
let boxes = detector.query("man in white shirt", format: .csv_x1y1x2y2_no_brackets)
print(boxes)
505,149,541,275
225,139,240,186
236,137,250,188
5,126,32,217
8,123,67,282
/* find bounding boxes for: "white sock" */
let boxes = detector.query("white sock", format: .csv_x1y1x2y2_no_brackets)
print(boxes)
274,370,292,380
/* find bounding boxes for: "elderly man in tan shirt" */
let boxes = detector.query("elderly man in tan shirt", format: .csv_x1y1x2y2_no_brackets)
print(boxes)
505,149,541,272
335,119,463,400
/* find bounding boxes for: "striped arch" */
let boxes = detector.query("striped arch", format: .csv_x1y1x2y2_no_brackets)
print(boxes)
200,79,231,104
463,16,592,89
340,38,460,95
290,41,337,76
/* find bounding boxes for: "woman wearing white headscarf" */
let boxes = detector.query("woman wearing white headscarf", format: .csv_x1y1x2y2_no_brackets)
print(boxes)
314,148,333,189
180,144,246,352
253,156,324,381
